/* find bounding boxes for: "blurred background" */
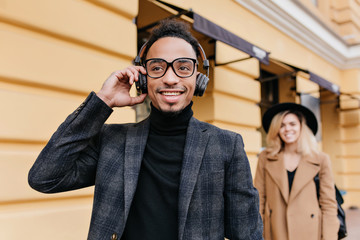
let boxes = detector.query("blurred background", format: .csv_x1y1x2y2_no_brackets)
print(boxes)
0,0,359,239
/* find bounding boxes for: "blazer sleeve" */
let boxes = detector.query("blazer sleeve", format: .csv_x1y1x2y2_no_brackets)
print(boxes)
224,134,264,240
319,153,340,240
28,92,113,193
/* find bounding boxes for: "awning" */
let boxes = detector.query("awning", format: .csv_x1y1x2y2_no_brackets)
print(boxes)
275,60,340,95
308,72,340,95
192,13,269,64
136,0,270,64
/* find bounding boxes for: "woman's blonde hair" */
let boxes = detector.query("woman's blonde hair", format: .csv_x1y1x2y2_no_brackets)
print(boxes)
266,110,319,157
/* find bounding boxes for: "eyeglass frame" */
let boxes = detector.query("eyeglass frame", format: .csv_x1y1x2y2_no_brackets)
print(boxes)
143,57,198,79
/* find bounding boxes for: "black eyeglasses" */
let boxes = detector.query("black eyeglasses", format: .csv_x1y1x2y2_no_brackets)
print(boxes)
144,58,197,79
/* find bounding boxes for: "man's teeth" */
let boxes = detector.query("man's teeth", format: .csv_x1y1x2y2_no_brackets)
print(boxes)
162,92,181,96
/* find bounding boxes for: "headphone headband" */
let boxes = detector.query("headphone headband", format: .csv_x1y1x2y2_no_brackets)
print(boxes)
197,43,209,76
134,42,147,66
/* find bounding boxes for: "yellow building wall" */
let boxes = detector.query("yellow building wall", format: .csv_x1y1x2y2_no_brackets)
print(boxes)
0,0,138,239
338,69,360,206
2,0,360,239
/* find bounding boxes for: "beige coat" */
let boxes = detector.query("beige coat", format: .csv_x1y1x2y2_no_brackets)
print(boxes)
254,150,339,240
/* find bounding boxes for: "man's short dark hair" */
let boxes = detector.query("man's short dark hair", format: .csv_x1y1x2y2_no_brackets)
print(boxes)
142,18,200,61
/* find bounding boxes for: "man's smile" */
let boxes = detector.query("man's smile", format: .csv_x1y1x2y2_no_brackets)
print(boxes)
161,91,182,96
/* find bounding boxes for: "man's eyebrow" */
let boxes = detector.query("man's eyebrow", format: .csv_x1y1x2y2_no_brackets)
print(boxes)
177,58,194,62
148,58,164,62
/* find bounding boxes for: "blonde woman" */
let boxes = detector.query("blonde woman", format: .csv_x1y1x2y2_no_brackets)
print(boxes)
255,103,339,240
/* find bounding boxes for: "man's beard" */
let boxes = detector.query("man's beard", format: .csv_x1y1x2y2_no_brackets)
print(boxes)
160,107,183,117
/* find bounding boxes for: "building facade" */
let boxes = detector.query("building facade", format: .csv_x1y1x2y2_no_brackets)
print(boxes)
0,0,359,239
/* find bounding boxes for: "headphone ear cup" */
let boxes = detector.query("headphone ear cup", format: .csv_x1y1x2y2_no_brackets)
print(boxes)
135,73,147,94
194,73,209,97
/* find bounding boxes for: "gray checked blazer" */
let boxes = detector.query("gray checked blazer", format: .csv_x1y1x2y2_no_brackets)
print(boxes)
28,92,263,240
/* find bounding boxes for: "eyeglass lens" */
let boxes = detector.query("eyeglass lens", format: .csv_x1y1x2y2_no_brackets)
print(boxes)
145,58,196,78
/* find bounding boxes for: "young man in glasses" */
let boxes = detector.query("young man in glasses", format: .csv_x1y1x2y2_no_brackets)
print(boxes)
28,19,263,240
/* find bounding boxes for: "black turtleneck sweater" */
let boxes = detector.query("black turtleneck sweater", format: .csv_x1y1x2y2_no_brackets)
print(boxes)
122,103,193,240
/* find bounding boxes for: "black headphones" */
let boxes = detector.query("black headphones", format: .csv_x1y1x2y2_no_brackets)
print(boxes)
134,41,210,97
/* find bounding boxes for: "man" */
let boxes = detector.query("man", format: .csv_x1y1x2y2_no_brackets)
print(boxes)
28,19,263,240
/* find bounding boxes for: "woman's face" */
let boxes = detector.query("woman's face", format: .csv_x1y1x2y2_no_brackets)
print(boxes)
279,113,301,145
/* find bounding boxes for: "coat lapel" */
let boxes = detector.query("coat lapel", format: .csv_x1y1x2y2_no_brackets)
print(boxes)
265,152,290,204
289,154,320,203
124,118,150,218
178,118,209,240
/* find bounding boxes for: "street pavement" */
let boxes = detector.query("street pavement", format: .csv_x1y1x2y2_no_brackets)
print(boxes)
344,207,360,240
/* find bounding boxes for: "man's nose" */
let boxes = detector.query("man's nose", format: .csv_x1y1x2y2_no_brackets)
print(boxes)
162,67,180,85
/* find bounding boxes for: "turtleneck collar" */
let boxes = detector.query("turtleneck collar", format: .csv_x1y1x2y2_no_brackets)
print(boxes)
149,102,193,135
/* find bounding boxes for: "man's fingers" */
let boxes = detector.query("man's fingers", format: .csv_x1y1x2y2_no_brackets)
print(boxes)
113,66,146,85
128,93,147,106
114,70,124,79
128,67,144,85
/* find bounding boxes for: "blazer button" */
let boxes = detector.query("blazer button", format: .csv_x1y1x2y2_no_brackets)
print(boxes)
311,214,315,218
111,233,118,240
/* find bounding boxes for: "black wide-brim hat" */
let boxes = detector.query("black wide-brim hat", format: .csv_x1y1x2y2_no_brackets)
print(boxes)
262,102,318,135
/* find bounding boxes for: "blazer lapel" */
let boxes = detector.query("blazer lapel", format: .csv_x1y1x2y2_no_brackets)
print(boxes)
265,152,289,204
178,118,209,240
124,118,150,218
289,154,320,203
